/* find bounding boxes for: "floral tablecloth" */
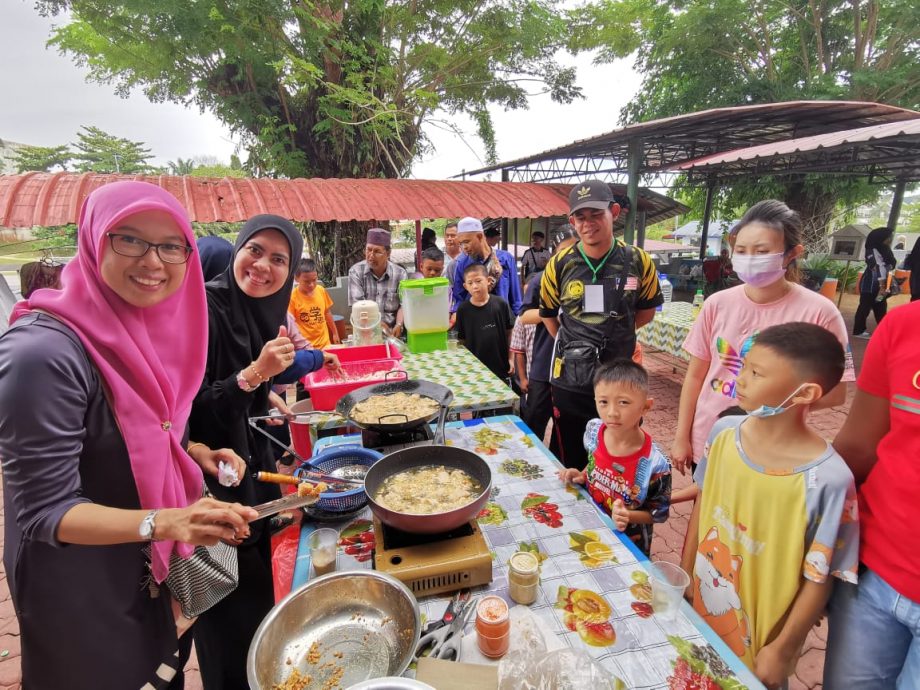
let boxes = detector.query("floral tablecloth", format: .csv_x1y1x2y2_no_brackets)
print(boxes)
637,302,694,363
305,348,518,432
287,416,763,689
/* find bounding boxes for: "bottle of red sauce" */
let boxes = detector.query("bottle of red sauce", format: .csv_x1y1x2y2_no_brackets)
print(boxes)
475,595,510,658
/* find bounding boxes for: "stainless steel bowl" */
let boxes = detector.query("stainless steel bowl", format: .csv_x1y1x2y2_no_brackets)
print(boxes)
247,571,421,690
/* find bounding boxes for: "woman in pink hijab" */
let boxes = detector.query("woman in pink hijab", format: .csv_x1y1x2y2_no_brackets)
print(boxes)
0,181,257,690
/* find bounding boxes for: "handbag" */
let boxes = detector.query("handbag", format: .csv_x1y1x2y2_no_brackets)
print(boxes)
144,538,239,619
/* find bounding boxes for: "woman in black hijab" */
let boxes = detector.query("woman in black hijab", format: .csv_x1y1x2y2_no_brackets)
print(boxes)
189,215,337,689
854,226,897,338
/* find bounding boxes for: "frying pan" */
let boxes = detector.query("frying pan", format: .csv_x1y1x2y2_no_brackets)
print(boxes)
335,378,454,435
363,445,492,534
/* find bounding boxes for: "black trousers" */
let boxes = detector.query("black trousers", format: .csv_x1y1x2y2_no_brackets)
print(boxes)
522,378,553,441
853,290,887,334
550,384,597,470
194,530,275,690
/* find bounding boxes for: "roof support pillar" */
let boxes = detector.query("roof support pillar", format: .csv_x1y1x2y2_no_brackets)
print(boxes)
887,178,907,231
699,180,716,261
623,137,643,244
636,210,647,249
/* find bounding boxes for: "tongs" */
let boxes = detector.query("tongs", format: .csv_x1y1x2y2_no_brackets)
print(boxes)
254,469,363,489
251,492,320,520
247,415,365,491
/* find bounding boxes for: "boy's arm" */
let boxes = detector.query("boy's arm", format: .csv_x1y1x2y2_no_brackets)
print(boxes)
681,498,702,602
514,351,528,392
323,308,341,344
754,578,833,688
833,388,889,483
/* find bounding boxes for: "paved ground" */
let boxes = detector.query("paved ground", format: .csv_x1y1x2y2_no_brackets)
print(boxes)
0,292,907,689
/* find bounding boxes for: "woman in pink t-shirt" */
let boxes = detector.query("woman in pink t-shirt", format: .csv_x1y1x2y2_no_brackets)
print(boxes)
670,200,854,502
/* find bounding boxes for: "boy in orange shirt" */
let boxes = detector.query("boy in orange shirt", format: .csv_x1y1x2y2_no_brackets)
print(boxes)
288,258,340,349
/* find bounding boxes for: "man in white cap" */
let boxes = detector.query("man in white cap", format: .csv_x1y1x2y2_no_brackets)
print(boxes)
450,216,522,317
540,180,662,469
348,227,408,337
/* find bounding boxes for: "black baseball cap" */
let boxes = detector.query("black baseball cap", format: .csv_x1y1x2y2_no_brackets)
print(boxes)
569,179,614,214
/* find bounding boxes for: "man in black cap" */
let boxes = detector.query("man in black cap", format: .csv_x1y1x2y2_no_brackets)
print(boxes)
540,180,662,468
483,225,502,250
348,227,408,337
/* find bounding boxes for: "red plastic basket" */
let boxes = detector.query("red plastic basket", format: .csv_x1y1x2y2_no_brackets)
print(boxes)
324,344,403,363
301,359,406,411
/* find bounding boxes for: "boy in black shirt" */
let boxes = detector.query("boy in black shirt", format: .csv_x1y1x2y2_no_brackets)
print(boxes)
456,264,515,384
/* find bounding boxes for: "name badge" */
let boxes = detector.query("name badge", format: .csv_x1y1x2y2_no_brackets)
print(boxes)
583,284,605,313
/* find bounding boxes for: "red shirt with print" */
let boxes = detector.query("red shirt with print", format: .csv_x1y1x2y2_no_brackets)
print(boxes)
855,301,920,601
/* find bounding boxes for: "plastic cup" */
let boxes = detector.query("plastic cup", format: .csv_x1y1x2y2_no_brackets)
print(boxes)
649,561,690,621
309,528,338,577
447,336,459,351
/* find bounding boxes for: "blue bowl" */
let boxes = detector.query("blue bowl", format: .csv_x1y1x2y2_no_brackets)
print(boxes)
295,445,381,513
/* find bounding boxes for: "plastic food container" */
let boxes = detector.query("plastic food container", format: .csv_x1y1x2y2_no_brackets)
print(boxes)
399,277,450,334
508,551,540,605
475,596,510,658
301,359,406,410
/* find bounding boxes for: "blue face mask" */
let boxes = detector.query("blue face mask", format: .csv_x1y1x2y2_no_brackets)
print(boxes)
748,384,807,418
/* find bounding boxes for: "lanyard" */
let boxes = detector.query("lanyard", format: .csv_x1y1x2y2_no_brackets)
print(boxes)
577,242,616,283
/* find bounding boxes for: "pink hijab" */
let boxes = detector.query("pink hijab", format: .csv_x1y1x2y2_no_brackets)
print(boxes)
11,181,208,582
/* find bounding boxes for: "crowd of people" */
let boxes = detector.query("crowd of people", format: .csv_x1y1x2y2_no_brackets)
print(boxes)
0,178,916,689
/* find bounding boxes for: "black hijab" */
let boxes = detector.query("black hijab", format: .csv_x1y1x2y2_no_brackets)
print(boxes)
190,215,302,511
865,226,896,269
197,235,234,282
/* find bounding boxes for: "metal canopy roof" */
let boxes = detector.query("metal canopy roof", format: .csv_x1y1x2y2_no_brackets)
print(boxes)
675,119,920,183
461,101,919,182
0,173,687,228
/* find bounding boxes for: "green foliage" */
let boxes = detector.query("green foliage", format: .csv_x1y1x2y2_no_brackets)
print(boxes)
570,0,920,244
189,164,247,178
39,0,580,182
71,125,154,173
13,145,72,173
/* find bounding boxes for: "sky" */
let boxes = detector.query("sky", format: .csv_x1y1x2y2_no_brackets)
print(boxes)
1,1,643,181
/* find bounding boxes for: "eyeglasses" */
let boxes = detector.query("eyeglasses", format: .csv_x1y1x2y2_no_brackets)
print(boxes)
107,233,192,264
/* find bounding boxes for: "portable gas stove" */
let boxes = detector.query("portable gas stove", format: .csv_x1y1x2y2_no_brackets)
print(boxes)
372,517,493,597
359,425,433,454
312,430,494,598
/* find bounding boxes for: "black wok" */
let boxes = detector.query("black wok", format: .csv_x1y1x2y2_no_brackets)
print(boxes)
363,445,492,534
336,378,454,434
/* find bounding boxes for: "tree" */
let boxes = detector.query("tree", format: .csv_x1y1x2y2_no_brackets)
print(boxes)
36,0,580,279
71,126,154,174
167,157,196,175
12,144,72,173
569,0,920,247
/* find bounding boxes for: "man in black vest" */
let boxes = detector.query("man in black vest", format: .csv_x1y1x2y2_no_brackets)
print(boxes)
540,180,662,468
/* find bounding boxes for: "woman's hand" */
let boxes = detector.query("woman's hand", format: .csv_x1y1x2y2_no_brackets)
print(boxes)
557,467,586,485
190,445,246,486
670,437,694,476
155,497,258,546
610,499,630,532
254,325,296,378
266,390,293,426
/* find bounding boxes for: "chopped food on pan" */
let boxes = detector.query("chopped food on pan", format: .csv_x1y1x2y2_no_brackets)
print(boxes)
350,392,440,425
375,465,482,514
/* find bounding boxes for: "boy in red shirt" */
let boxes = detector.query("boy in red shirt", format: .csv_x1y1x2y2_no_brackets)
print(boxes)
558,360,671,555
825,300,920,687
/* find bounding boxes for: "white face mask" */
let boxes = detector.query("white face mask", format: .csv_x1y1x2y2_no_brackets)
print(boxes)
732,252,787,287
748,383,807,418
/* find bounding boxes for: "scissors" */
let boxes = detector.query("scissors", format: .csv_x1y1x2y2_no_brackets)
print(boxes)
415,592,476,661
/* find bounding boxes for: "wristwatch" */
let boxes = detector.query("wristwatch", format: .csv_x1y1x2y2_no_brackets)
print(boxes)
139,510,159,541
237,370,257,392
